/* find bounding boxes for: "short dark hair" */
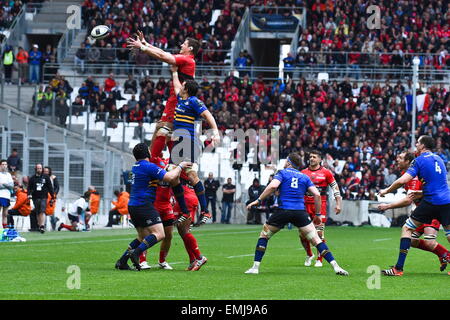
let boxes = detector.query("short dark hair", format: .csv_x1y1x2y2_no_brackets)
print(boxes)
185,80,199,97
309,149,323,159
287,152,303,169
186,37,200,55
114,190,120,197
0,159,6,165
418,135,435,150
402,152,415,163
132,143,150,160
83,191,91,200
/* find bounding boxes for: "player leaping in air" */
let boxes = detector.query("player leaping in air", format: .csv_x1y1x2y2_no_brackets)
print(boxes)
378,136,450,276
378,151,449,274
127,33,214,225
301,150,342,267
166,64,220,225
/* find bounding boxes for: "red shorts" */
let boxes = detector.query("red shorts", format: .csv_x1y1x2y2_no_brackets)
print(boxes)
160,95,177,123
305,202,327,223
155,203,175,226
415,219,441,233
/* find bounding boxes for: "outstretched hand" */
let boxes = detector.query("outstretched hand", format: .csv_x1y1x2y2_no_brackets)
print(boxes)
127,37,143,50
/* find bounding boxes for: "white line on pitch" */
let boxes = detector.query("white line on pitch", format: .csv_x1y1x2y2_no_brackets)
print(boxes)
373,238,392,242
226,254,254,259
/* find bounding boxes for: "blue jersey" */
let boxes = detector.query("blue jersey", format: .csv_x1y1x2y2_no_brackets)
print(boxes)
406,152,450,205
173,95,207,140
273,168,314,210
128,160,167,206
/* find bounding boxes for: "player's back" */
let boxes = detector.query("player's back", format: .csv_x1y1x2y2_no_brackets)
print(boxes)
274,168,313,210
128,160,166,206
169,54,196,96
407,152,450,205
174,96,207,137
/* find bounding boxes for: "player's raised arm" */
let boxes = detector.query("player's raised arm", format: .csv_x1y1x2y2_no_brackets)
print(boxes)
246,179,281,210
200,109,220,146
170,65,182,96
127,33,176,65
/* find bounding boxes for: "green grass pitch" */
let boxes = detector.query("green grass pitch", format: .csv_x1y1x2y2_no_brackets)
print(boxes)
0,225,448,300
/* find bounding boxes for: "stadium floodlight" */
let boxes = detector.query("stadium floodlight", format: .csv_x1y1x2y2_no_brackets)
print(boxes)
411,56,420,149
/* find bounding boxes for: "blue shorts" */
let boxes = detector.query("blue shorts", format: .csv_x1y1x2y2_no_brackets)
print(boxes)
0,198,10,208
128,204,162,228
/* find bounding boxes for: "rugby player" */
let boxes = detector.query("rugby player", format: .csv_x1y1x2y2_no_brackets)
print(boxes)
173,182,208,271
58,192,91,232
245,152,349,276
167,64,220,226
301,150,342,267
115,143,191,271
377,151,449,272
127,33,214,222
379,136,450,276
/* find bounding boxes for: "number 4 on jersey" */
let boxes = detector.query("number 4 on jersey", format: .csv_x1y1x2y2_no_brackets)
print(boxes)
435,162,442,174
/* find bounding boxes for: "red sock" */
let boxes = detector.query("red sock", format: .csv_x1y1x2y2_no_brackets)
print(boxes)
301,238,313,257
139,251,147,264
182,236,196,262
432,243,449,258
317,239,326,262
61,224,74,231
151,135,166,158
183,233,202,260
2,224,7,228
159,250,168,263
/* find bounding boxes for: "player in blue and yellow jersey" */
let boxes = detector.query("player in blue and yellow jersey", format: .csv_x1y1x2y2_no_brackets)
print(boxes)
244,152,349,276
168,64,220,227
115,143,192,271
379,135,450,276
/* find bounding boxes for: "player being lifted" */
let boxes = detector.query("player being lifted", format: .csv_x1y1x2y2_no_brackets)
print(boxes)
127,33,214,225
167,64,220,225
377,151,449,272
245,152,348,276
115,143,191,271
379,136,450,276
301,150,342,267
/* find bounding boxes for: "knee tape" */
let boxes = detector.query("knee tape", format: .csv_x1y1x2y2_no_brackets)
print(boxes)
411,231,422,239
305,230,316,241
158,126,172,136
262,226,275,239
404,218,419,230
424,234,437,241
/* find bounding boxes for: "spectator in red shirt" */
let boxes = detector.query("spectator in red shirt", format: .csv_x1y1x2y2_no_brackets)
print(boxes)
104,73,117,92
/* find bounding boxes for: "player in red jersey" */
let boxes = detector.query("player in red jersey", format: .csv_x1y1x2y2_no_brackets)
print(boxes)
377,151,449,273
173,181,208,271
300,150,342,267
127,35,214,225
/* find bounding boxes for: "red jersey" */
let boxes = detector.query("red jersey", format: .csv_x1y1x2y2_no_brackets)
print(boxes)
151,157,171,207
301,166,335,204
170,54,196,96
403,172,423,205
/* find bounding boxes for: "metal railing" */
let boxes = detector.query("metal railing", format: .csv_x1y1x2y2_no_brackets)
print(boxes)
231,7,250,67
62,46,231,65
42,62,450,84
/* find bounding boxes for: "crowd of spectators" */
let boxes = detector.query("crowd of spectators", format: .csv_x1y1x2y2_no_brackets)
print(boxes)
78,0,253,68
295,0,450,72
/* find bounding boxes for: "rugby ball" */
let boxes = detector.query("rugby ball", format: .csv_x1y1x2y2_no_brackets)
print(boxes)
90,25,111,40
